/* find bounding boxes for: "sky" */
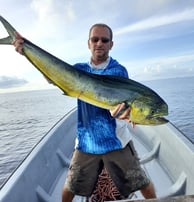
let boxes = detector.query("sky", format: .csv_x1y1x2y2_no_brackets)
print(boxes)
0,0,194,93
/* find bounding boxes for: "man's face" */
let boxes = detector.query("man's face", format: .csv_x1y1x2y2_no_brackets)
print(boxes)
88,26,113,64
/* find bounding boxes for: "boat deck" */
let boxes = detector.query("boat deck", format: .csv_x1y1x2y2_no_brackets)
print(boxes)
46,125,184,202
110,195,194,202
35,113,188,202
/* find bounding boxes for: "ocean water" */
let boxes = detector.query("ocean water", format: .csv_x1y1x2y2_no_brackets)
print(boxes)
0,89,76,187
143,76,194,142
0,76,194,187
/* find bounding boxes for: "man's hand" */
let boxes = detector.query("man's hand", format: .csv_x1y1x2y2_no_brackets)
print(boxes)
110,103,131,122
12,32,24,55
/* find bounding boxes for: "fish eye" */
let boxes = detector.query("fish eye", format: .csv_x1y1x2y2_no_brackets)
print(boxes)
151,110,155,115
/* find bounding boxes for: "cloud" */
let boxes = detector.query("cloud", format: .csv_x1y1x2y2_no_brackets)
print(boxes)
1,0,194,92
123,52,194,81
29,0,77,39
115,8,194,36
31,0,76,24
143,65,193,79
0,76,28,89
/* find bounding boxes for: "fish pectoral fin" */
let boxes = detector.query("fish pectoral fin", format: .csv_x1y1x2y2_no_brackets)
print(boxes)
62,92,67,95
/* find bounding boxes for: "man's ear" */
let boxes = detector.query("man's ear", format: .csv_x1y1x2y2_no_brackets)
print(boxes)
110,41,113,50
88,39,91,49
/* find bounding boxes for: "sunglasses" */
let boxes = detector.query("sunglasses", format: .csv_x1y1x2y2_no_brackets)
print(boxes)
90,37,110,43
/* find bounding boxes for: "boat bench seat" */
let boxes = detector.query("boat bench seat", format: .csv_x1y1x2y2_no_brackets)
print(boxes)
132,138,187,199
36,136,187,202
36,145,187,202
36,149,71,202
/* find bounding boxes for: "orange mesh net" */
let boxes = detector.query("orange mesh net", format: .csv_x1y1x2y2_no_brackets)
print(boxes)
90,167,123,202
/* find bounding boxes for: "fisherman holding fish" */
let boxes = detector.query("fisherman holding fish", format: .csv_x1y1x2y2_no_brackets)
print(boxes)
12,23,157,201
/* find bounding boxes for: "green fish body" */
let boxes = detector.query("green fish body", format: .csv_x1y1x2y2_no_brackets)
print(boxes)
0,16,168,125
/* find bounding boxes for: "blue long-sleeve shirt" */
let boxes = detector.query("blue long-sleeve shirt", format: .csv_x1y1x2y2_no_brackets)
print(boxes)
74,57,131,154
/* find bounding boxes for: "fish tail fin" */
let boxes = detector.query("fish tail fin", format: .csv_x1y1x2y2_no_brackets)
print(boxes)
0,16,17,44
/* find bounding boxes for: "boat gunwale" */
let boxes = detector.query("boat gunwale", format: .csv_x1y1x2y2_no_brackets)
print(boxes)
0,107,77,191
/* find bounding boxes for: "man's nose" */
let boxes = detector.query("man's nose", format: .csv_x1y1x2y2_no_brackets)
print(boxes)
96,40,103,46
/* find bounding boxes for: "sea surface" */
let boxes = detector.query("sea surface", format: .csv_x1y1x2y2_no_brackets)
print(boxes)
0,76,194,188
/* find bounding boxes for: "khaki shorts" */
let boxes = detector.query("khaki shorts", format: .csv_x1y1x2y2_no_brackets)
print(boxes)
64,141,150,197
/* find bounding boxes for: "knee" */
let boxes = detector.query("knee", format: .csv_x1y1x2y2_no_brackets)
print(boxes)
140,182,156,199
62,186,74,202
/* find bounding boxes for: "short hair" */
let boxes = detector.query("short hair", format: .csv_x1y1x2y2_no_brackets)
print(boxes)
89,23,113,40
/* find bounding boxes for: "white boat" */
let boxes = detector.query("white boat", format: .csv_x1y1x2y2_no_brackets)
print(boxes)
0,107,194,202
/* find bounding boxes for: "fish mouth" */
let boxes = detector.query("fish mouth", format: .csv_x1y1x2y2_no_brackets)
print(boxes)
154,116,168,123
146,115,169,125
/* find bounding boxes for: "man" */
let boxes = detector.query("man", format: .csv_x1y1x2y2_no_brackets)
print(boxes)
13,24,156,202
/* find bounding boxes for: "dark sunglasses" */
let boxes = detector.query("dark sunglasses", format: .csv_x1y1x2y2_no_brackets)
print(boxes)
90,37,110,43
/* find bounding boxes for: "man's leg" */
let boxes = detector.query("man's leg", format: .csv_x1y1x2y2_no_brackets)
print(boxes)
103,141,156,198
140,182,156,199
62,187,74,202
62,150,102,202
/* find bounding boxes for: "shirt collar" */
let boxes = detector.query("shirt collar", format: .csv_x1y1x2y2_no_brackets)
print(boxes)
89,57,110,70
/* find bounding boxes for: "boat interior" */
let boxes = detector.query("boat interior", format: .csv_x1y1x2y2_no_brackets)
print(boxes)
0,108,194,202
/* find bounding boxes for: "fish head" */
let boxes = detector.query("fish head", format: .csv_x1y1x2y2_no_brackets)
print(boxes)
130,96,168,125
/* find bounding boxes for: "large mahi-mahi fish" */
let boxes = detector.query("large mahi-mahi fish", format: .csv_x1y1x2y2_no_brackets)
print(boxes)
0,16,168,125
